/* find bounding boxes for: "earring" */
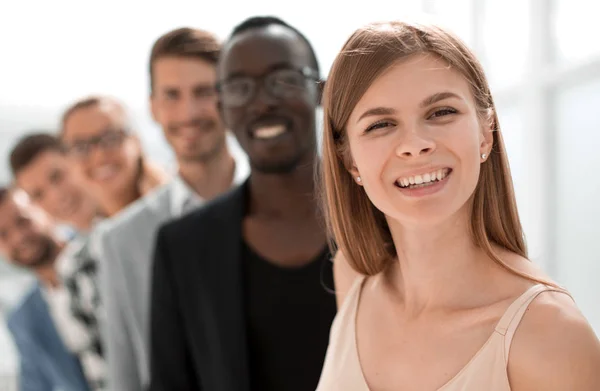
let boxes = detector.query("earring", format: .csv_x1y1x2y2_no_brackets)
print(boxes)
356,176,362,183
481,153,487,160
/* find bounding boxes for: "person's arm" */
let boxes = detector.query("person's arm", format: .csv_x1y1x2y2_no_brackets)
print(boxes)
7,321,52,391
332,250,361,309
508,290,600,390
149,226,199,391
93,230,143,391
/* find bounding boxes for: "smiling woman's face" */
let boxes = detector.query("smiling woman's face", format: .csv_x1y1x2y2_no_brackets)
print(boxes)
62,102,141,204
345,54,493,228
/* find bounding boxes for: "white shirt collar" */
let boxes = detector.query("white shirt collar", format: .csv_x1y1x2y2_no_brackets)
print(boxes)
170,175,201,217
170,146,250,217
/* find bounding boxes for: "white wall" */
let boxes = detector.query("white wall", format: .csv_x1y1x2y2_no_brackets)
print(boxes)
554,78,600,332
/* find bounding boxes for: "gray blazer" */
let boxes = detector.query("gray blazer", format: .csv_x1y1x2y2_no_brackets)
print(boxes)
94,183,175,391
94,153,249,391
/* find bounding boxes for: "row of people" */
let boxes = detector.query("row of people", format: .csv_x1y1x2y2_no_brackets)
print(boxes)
3,16,335,391
2,14,599,391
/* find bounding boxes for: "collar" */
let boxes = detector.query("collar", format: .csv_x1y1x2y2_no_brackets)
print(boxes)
170,146,250,217
170,174,203,217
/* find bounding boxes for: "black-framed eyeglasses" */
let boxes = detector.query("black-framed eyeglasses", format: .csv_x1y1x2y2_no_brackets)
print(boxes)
217,67,319,108
67,129,128,159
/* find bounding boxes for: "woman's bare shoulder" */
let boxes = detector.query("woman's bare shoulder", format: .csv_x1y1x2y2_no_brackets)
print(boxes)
508,287,600,390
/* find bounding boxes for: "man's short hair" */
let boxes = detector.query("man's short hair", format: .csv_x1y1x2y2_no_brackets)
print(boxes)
10,133,66,177
230,16,320,77
149,27,222,91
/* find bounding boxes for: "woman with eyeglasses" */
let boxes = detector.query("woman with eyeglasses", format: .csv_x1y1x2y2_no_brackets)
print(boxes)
51,95,166,390
60,96,166,217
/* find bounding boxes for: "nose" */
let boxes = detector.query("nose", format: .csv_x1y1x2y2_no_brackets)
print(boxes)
10,225,30,249
46,186,65,214
249,83,278,115
87,143,109,165
177,94,202,122
394,124,436,159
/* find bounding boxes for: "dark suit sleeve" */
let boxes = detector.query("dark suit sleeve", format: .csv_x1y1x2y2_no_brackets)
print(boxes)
149,226,200,391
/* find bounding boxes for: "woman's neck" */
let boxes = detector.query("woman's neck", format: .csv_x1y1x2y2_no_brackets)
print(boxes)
102,186,140,217
385,208,494,316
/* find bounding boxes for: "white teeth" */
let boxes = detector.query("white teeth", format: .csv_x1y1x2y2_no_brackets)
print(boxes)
254,125,286,139
397,168,450,188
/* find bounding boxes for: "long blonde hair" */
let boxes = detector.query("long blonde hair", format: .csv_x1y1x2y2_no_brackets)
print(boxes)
321,21,547,285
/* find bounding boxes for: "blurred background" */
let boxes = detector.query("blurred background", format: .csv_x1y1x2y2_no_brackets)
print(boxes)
1,0,599,387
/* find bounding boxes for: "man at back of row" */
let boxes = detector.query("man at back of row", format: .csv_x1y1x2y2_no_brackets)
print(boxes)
0,187,91,391
149,16,337,391
93,27,249,391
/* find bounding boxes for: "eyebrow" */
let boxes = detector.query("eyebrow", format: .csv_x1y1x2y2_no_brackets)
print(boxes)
357,106,397,122
419,91,462,108
357,91,462,122
162,82,215,91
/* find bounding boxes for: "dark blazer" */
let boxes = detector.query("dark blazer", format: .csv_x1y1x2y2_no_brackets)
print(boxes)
149,180,337,391
149,183,252,391
7,283,90,391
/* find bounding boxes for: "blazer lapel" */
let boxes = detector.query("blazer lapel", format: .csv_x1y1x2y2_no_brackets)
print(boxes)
205,182,251,391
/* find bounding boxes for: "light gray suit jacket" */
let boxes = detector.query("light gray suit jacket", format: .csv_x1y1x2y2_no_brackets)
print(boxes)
94,183,178,391
94,153,249,391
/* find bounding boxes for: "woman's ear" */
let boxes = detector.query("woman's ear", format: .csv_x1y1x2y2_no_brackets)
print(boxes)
348,164,360,180
346,155,362,185
480,108,495,156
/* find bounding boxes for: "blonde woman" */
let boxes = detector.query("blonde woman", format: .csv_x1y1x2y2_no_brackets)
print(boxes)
317,21,600,390
52,95,167,389
61,96,167,217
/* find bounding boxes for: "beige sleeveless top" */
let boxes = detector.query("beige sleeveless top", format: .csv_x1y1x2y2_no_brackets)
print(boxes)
316,277,570,391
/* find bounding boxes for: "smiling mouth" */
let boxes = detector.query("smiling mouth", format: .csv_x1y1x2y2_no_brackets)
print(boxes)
249,115,292,141
395,168,452,189
252,124,287,139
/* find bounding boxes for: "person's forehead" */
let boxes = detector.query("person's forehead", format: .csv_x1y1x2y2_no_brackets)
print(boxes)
17,150,65,184
153,57,217,85
219,25,312,77
64,104,126,138
75,104,122,124
32,149,66,167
